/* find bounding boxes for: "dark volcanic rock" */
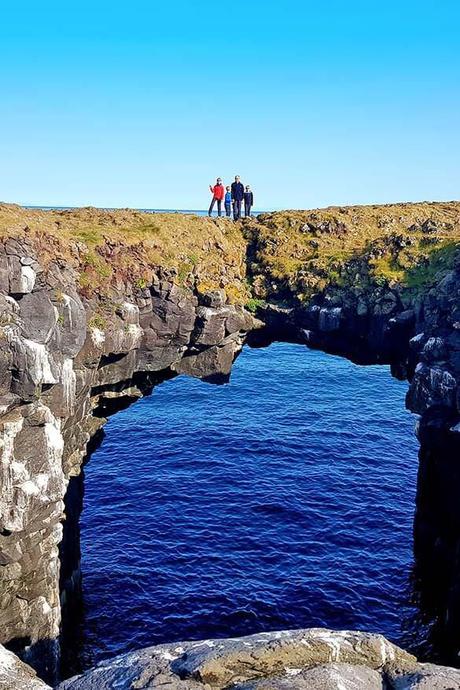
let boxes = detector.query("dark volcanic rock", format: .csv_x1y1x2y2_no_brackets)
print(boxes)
0,204,459,682
0,243,258,681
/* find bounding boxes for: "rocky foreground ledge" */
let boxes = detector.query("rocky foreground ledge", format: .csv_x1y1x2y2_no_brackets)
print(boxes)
3,629,460,690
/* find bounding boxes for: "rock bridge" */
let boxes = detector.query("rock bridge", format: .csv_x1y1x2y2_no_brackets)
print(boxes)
0,202,459,684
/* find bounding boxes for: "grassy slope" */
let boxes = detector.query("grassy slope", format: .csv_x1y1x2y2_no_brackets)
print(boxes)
244,201,460,303
1,201,459,309
0,204,249,303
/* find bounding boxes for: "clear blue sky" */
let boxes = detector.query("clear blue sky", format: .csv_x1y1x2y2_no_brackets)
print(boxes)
1,1,459,210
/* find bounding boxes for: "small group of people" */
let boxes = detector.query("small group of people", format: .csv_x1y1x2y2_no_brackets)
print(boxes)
208,175,254,220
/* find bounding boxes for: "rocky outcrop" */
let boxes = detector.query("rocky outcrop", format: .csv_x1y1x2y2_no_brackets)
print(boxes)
0,645,51,690
0,202,460,682
0,212,259,681
3,629,460,690
52,629,460,689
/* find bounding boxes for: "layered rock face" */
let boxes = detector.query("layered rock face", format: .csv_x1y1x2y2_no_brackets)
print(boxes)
0,207,258,680
0,201,459,683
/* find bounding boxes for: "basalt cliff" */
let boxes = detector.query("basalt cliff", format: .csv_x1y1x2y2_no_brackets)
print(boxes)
0,201,459,688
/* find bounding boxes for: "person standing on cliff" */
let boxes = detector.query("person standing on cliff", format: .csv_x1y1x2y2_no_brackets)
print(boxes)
224,186,232,217
208,178,225,217
231,175,245,221
244,185,254,217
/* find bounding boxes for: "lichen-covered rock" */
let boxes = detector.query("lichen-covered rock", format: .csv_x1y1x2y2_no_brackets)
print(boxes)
233,663,384,689
54,628,460,690
54,629,413,689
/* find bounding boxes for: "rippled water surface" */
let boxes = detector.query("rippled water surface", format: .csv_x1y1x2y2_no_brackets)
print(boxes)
79,343,419,668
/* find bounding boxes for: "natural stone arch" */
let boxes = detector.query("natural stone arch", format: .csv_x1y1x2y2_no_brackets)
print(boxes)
0,203,459,682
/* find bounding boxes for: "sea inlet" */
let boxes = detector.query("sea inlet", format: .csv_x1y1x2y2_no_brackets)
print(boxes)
73,342,422,671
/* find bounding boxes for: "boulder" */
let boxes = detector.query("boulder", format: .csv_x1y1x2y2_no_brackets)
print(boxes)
389,662,460,689
19,291,57,344
194,306,229,346
55,629,417,690
232,663,384,689
199,289,226,309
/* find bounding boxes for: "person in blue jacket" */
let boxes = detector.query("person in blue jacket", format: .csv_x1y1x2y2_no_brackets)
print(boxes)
224,186,232,217
244,185,254,217
231,175,245,221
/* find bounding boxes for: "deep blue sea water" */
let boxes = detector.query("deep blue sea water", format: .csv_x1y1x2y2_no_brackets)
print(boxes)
79,342,420,668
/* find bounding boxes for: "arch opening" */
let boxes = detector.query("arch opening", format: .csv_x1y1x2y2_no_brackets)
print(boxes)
59,341,429,678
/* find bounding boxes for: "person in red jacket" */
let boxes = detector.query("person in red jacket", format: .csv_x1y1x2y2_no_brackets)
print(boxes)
208,177,225,217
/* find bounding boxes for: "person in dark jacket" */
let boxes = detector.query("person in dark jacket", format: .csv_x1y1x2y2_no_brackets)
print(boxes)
231,175,244,221
244,185,253,217
208,177,225,217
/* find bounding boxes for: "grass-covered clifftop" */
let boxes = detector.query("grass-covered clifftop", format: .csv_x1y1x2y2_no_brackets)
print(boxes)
1,200,459,309
245,201,460,304
0,203,249,303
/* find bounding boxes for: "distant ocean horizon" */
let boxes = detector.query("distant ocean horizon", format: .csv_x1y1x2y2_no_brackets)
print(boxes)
25,205,270,216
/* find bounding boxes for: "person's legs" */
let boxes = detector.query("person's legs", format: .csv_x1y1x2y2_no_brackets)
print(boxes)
208,198,216,216
232,200,238,220
237,200,242,220
225,202,231,217
217,199,222,217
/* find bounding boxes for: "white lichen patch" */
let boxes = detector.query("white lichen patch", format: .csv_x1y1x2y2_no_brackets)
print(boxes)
378,635,395,664
19,479,41,497
44,416,65,468
0,405,66,532
19,265,36,293
161,651,180,661
189,640,216,649
121,302,140,324
126,323,143,348
285,667,302,676
61,358,76,414
0,415,25,530
22,339,58,385
61,294,73,329
90,327,105,348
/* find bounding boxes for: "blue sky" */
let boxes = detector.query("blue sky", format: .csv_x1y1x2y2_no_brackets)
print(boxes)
1,1,459,210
